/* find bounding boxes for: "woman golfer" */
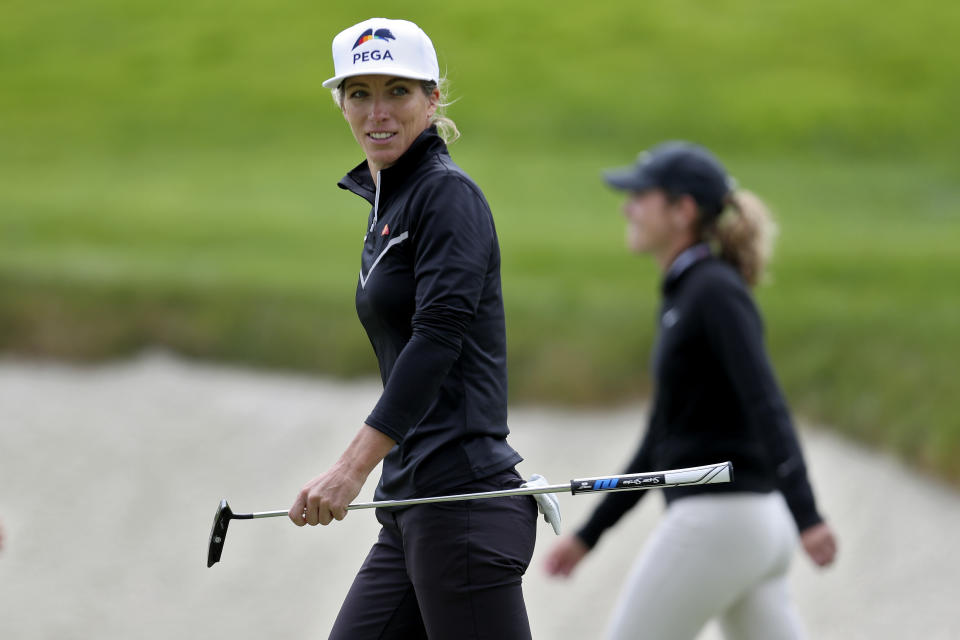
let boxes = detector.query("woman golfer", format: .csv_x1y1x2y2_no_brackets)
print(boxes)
545,142,838,639
288,18,537,639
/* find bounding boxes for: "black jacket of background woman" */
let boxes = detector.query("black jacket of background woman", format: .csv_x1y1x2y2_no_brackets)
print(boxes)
578,246,823,548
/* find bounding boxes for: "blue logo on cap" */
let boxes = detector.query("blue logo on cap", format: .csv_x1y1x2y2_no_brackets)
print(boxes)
352,28,396,50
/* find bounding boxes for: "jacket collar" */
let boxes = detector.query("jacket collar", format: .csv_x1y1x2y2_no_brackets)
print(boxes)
337,125,447,204
662,242,713,293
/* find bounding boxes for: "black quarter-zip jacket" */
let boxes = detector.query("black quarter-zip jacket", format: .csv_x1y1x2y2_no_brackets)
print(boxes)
338,127,521,501
577,247,823,548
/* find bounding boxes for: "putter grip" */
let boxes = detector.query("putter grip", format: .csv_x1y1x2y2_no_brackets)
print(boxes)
570,473,666,494
569,462,732,495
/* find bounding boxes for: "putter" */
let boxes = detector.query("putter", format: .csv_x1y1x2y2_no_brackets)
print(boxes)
207,460,732,567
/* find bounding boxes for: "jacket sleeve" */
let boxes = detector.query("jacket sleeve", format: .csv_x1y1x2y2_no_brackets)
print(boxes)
575,435,653,549
700,279,823,532
364,175,494,443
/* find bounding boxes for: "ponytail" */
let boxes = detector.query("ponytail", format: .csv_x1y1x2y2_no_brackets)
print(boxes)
707,190,778,287
422,77,460,144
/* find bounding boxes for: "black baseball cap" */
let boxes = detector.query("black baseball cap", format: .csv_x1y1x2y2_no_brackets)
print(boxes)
603,141,734,218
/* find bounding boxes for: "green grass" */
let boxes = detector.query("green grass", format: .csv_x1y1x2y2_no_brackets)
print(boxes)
2,0,959,482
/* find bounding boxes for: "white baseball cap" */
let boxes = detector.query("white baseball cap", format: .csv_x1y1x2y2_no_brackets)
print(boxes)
322,18,440,89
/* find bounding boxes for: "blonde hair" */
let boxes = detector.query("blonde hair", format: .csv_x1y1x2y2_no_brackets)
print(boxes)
704,190,778,287
331,77,460,144
423,77,460,144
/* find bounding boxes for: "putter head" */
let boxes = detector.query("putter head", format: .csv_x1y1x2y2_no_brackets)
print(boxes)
207,499,233,568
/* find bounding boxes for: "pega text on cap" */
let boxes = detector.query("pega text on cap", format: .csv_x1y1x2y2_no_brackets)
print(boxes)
354,50,394,64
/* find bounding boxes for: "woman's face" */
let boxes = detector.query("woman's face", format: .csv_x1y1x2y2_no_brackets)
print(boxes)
341,74,439,175
622,189,678,254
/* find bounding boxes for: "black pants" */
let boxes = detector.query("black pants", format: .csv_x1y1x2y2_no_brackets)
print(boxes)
329,468,538,640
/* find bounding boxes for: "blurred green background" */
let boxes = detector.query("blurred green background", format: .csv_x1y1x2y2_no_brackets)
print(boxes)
2,1,958,481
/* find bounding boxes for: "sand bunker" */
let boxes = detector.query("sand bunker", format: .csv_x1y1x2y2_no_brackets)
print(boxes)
1,352,957,638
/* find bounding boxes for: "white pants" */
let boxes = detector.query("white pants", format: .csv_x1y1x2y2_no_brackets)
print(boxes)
606,492,805,640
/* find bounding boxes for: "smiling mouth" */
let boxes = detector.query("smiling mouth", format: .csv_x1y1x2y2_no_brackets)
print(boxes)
368,132,395,141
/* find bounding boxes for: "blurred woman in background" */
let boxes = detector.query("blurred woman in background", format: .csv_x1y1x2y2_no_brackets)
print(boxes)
287,17,538,640
545,141,838,639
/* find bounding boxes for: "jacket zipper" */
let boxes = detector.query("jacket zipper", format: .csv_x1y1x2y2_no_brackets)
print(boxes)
370,170,382,234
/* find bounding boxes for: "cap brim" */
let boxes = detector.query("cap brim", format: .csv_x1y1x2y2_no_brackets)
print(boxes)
602,166,656,192
322,68,437,89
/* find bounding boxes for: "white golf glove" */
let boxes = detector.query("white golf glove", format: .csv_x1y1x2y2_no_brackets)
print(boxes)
521,474,562,535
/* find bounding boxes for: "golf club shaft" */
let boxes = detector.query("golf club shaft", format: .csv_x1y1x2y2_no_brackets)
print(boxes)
243,461,732,518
